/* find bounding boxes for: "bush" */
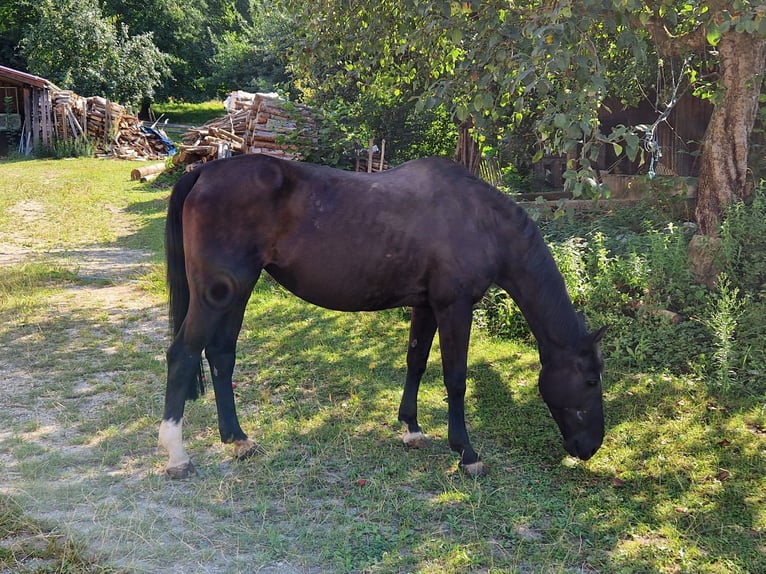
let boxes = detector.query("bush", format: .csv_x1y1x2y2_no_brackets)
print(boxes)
34,136,95,159
475,192,766,394
719,189,766,296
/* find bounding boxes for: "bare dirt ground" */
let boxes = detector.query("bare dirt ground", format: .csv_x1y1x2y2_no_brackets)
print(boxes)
0,202,308,573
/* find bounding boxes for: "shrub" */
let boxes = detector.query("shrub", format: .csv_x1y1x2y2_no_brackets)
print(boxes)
475,202,711,374
34,135,95,159
719,188,766,296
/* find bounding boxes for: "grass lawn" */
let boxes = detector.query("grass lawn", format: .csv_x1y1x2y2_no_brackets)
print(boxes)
151,100,226,127
0,156,763,572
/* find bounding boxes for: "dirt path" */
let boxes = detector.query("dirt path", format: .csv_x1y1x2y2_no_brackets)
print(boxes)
0,213,307,572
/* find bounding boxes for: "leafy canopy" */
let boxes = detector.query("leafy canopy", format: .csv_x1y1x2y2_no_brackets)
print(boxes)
20,0,170,105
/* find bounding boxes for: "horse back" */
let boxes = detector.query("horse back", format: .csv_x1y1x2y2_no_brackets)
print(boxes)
179,155,521,311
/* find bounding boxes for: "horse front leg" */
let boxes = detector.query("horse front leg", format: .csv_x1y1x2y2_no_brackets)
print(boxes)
436,300,486,476
398,305,437,449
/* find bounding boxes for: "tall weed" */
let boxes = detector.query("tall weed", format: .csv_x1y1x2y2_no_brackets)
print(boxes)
698,274,746,391
476,202,710,374
719,189,766,295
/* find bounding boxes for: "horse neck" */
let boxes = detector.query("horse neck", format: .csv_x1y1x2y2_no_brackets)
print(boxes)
497,211,584,359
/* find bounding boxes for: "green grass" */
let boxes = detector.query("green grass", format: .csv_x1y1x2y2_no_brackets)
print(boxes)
151,100,226,126
0,157,764,572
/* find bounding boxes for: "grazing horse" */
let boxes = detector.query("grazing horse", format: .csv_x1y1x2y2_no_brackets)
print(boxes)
160,154,606,478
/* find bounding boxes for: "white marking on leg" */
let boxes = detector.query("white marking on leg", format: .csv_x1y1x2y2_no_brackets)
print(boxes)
402,430,428,448
461,460,487,477
233,439,263,459
159,418,190,470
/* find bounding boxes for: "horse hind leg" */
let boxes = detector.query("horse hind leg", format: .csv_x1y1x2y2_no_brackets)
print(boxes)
160,274,254,478
204,290,263,461
161,303,216,478
398,306,437,449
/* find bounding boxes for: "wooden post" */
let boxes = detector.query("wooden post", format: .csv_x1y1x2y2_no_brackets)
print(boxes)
367,138,374,173
41,89,52,147
22,87,32,151
31,89,40,149
379,139,386,172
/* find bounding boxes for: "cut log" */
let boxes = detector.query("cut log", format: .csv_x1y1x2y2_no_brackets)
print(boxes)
130,162,167,181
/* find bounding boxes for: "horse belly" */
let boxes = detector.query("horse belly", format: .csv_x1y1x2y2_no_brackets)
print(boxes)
264,257,428,312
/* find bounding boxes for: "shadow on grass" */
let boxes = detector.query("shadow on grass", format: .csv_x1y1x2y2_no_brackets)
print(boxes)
2,173,764,571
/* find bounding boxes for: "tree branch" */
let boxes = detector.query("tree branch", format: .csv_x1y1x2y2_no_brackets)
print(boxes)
642,15,708,58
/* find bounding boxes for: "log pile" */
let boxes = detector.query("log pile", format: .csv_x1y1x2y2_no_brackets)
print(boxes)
50,90,173,159
174,91,316,168
52,90,87,139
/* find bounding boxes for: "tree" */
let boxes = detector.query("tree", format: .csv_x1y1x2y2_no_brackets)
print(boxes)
101,0,279,101
284,1,766,236
0,0,32,69
204,2,293,97
20,0,169,106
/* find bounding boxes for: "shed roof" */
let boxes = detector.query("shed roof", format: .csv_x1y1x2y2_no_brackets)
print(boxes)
0,65,56,89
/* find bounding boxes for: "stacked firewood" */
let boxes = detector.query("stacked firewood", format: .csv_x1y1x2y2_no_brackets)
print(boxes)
174,91,316,168
50,90,172,159
52,90,87,139
112,114,172,160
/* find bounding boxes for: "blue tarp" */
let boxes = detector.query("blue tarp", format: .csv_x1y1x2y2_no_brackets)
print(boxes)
140,125,176,156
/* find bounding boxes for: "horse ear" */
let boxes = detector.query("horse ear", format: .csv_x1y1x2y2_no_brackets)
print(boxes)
591,325,608,344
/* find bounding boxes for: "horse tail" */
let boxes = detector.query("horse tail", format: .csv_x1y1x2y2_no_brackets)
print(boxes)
165,168,206,398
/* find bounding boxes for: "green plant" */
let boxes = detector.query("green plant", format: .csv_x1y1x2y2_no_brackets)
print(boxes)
699,273,746,391
474,287,532,341
33,135,95,158
720,187,766,296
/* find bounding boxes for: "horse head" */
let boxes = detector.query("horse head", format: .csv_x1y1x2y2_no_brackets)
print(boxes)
538,326,607,461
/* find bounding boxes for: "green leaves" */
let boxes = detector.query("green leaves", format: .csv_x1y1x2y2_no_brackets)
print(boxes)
706,23,722,46
19,0,169,105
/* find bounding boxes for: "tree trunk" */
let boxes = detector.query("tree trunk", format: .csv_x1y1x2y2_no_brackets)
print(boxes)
695,30,766,236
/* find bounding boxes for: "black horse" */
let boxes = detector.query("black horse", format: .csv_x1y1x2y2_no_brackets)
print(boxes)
160,154,606,478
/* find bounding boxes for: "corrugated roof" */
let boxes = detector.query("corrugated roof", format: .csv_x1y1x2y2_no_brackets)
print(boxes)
0,65,56,89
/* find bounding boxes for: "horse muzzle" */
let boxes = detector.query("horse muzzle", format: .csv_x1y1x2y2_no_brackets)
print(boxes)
549,406,604,461
563,430,603,460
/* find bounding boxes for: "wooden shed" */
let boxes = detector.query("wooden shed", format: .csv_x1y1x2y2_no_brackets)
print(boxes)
0,64,58,155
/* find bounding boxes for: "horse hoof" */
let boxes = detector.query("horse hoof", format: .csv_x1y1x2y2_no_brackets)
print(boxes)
402,431,428,449
165,461,197,479
232,439,263,459
461,460,487,477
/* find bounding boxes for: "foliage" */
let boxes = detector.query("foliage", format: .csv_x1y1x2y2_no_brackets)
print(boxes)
282,0,766,223
477,194,766,394
33,135,96,159
719,188,766,295
1,158,765,573
699,273,746,391
98,0,292,101
281,0,659,195
19,0,170,106
204,4,293,98
286,95,458,168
